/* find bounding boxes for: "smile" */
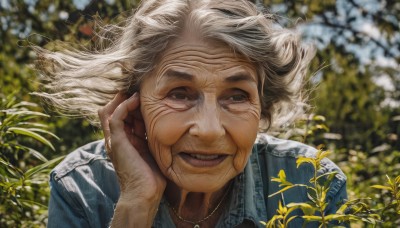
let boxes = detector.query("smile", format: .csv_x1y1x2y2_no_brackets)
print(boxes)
190,154,219,160
179,152,228,167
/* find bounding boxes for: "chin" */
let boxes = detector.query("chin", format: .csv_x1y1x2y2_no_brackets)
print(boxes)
168,172,235,193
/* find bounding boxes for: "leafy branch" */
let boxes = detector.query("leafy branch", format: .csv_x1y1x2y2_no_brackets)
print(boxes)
371,175,400,220
0,93,64,226
262,150,380,227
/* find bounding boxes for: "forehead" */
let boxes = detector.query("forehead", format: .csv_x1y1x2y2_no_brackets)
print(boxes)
154,36,257,80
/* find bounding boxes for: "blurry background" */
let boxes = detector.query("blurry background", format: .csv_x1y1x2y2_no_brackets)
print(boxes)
0,0,399,226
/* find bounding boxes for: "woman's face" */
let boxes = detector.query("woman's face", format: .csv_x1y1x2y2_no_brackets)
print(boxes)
140,36,261,193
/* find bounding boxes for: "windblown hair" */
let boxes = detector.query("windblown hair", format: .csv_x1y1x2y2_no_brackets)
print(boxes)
35,0,315,130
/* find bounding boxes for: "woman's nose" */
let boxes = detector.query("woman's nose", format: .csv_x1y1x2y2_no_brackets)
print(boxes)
189,101,225,142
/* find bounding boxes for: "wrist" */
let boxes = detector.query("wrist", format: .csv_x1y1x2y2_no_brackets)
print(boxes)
119,189,163,205
110,199,160,228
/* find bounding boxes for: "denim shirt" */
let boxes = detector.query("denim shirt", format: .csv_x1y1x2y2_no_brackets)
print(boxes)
47,134,347,227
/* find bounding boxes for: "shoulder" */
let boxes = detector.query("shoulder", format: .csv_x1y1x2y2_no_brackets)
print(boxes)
254,133,347,201
51,140,110,181
255,133,317,158
255,134,346,177
48,140,119,227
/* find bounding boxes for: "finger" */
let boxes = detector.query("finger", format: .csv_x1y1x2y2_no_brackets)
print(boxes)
99,93,127,156
109,93,140,145
99,92,128,127
109,93,145,165
122,105,146,139
98,92,128,151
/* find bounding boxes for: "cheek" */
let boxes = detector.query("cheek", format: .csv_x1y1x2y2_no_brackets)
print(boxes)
140,97,195,169
226,107,260,171
141,100,193,146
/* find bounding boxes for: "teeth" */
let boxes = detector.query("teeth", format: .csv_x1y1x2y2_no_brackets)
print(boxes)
190,154,219,160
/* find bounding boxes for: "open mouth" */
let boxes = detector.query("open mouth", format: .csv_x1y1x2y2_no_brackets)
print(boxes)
179,152,228,167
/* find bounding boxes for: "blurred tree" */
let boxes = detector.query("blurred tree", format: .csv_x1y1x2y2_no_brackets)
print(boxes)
265,0,400,151
0,0,139,156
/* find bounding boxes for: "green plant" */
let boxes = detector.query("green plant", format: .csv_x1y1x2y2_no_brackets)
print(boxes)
262,150,380,227
0,93,64,227
371,175,400,225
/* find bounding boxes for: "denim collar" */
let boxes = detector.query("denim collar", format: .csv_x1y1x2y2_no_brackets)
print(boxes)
153,146,267,227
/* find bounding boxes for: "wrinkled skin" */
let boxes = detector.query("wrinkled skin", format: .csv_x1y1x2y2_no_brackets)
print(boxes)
140,36,261,194
99,35,261,226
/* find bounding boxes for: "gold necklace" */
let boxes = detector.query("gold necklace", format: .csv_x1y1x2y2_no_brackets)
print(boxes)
167,183,232,228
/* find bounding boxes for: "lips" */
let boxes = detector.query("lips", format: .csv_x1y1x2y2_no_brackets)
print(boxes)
189,154,219,160
179,152,228,167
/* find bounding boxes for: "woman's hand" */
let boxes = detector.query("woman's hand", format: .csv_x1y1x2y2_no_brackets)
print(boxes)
98,92,166,227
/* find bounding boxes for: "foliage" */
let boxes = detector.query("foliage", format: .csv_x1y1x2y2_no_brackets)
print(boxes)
370,175,400,226
0,93,64,227
0,0,137,157
269,113,400,227
265,0,400,152
0,0,399,227
262,150,380,227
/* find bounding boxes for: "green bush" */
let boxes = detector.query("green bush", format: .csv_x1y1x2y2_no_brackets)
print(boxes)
266,115,400,227
263,153,400,227
0,93,64,227
263,151,380,227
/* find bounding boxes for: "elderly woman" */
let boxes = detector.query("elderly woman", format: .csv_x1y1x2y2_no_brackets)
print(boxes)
38,0,347,227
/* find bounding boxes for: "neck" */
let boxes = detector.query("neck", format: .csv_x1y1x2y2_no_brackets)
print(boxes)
165,180,232,225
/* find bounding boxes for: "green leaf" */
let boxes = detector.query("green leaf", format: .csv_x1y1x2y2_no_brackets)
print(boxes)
316,150,331,162
323,214,361,222
307,187,318,203
271,170,293,187
287,202,316,215
28,148,49,162
314,124,329,131
26,128,60,140
296,157,316,170
316,171,337,188
302,215,322,221
285,215,299,226
320,187,327,202
7,127,55,151
24,156,65,179
370,185,392,191
0,158,23,178
19,199,48,209
394,175,400,183
268,186,295,198
16,122,49,128
312,115,326,122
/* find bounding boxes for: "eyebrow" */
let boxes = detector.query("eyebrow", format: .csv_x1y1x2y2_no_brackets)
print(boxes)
224,72,257,83
164,69,194,81
163,69,256,83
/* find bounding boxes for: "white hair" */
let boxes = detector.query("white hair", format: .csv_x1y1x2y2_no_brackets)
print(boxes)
34,0,315,130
